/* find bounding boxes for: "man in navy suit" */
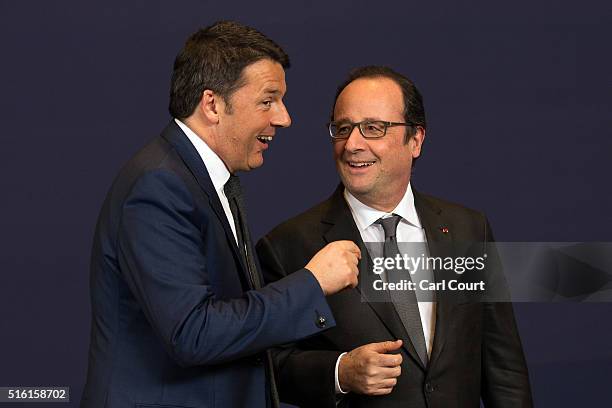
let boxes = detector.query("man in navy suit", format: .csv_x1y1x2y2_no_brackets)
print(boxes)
81,21,360,408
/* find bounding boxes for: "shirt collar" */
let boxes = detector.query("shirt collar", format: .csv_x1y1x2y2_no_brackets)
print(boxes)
344,182,422,232
174,118,231,193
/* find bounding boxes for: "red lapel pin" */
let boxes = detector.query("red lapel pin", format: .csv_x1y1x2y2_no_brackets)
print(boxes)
439,226,449,234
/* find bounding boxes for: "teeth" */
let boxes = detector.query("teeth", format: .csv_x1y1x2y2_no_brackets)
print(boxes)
349,161,375,167
257,136,273,142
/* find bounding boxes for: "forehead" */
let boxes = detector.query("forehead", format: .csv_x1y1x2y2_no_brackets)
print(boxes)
239,58,287,95
334,77,403,120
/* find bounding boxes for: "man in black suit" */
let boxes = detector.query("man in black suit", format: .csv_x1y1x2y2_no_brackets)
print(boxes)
81,21,361,408
256,66,533,407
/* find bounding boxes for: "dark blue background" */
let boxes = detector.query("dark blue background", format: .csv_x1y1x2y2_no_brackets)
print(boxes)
1,0,611,406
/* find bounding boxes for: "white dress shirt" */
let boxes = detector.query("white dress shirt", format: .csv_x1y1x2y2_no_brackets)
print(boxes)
334,183,436,394
174,119,238,244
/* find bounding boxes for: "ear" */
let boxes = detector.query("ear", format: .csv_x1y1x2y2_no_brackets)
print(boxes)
199,89,222,124
410,126,426,159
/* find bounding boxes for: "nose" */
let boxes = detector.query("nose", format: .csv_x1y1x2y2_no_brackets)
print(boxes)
343,125,367,152
271,101,291,128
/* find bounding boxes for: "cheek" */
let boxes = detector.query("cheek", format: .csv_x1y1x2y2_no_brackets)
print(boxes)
388,151,413,174
376,145,409,169
246,137,258,155
333,143,346,160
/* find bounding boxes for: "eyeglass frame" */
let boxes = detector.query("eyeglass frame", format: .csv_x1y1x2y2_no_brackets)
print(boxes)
327,120,417,140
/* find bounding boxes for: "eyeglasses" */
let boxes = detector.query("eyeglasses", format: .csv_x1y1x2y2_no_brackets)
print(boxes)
328,120,415,140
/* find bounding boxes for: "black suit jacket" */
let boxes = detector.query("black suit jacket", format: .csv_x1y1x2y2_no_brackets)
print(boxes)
256,186,532,408
82,121,335,408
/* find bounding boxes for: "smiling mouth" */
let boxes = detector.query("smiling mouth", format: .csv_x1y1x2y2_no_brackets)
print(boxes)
348,160,375,168
256,135,273,144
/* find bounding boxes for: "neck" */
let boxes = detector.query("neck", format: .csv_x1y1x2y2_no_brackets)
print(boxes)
356,197,400,213
182,117,235,173
182,117,215,148
350,186,409,213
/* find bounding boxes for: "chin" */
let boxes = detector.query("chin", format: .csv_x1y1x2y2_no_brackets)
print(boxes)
247,158,265,170
342,179,372,196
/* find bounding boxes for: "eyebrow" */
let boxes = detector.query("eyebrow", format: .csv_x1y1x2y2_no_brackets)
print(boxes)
333,117,383,122
262,88,283,96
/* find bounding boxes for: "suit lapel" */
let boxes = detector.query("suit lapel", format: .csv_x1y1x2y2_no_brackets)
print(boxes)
322,185,427,370
160,121,251,287
413,188,454,369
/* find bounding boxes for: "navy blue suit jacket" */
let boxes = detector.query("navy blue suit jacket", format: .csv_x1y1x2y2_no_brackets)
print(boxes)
81,121,335,408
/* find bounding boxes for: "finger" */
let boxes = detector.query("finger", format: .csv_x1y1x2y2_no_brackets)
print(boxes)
377,352,403,367
367,339,403,354
376,365,402,379
353,244,362,259
347,254,359,277
348,251,360,265
370,387,394,396
362,378,397,395
352,262,359,278
337,240,362,257
379,377,398,388
351,243,362,258
348,270,358,288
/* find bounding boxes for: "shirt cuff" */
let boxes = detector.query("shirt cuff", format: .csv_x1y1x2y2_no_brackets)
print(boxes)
334,352,349,394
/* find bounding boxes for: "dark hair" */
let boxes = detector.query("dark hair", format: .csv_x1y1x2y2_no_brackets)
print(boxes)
332,66,426,142
169,21,290,118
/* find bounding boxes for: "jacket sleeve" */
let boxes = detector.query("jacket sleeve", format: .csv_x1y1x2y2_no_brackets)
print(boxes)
116,169,335,367
481,217,534,407
257,234,342,408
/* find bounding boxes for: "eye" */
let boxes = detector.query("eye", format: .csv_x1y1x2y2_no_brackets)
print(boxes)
262,100,272,108
365,122,384,133
336,124,352,135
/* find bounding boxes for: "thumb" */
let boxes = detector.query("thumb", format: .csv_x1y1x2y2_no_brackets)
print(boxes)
368,339,403,354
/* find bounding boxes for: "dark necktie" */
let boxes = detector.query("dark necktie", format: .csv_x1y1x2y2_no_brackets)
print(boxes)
223,175,279,408
223,175,261,289
376,215,429,366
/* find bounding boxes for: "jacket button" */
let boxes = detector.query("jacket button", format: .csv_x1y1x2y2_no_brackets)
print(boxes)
253,356,263,365
424,382,435,393
316,315,327,328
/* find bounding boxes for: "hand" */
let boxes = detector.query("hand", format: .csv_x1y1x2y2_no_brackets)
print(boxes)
338,340,403,395
305,240,360,295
